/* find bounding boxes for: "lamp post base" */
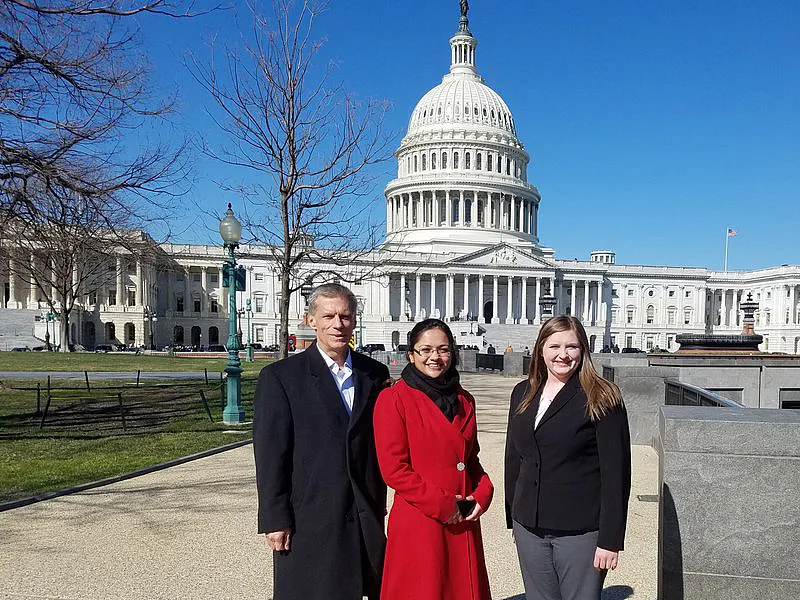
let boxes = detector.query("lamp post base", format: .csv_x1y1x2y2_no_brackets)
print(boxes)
223,364,245,424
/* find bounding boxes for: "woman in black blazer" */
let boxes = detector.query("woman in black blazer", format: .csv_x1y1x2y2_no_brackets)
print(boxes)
505,316,631,600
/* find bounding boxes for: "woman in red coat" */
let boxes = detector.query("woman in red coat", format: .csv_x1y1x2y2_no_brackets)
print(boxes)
374,319,493,600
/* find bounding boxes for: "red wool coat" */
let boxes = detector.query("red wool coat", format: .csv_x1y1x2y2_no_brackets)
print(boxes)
374,380,494,600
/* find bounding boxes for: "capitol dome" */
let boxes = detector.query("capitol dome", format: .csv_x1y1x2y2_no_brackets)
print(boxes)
383,10,542,255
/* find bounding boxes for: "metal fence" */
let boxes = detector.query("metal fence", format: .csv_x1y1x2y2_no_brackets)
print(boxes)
664,380,743,408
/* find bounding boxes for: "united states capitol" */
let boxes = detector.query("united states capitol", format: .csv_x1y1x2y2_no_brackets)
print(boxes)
2,12,799,356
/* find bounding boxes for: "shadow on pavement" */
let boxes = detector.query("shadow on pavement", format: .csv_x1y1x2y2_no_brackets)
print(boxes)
603,584,634,599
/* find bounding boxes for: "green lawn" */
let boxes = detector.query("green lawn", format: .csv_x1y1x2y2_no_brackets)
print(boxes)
0,371,260,504
0,351,272,376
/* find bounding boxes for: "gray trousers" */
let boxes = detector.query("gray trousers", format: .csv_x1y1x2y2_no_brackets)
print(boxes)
512,521,607,600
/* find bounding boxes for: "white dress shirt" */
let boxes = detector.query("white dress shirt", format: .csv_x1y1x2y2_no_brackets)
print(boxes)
316,344,355,416
534,395,553,429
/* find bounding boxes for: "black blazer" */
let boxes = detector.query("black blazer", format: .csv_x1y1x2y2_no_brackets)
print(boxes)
504,374,631,551
253,343,390,600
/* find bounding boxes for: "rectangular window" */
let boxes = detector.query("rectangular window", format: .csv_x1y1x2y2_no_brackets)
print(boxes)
176,296,184,312
211,300,218,313
88,291,98,305
127,290,136,307
108,290,116,306
254,272,265,282
668,290,675,297
668,311,676,325
255,328,264,343
627,289,634,297
193,273,201,282
210,274,219,284
612,287,619,298
255,297,264,313
625,335,634,348
194,299,201,313
626,309,634,324
685,290,691,298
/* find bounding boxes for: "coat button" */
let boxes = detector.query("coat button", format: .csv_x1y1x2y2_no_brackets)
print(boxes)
456,462,466,471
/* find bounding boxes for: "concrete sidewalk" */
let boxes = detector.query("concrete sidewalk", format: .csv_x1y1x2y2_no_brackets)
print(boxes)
0,374,658,600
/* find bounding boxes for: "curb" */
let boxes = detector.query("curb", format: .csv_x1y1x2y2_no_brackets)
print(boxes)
0,438,253,512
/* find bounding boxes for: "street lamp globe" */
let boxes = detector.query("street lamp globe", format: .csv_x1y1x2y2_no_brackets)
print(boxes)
219,203,242,245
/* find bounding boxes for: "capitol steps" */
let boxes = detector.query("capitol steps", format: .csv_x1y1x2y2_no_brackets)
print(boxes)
477,323,542,352
0,309,42,350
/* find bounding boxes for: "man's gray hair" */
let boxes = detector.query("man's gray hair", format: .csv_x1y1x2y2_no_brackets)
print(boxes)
307,283,358,316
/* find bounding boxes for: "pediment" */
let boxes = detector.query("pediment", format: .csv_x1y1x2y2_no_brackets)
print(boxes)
449,244,555,270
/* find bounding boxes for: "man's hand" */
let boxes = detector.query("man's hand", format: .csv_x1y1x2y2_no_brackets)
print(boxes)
265,529,292,552
593,547,619,571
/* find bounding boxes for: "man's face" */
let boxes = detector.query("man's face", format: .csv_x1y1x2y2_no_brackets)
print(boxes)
307,295,355,355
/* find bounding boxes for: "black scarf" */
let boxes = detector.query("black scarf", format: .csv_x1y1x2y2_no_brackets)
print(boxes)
401,363,461,422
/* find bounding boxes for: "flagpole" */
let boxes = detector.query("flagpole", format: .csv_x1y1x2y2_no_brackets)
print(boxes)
724,228,729,272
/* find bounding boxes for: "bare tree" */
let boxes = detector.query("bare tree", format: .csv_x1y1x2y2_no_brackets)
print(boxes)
190,0,392,358
0,1,202,349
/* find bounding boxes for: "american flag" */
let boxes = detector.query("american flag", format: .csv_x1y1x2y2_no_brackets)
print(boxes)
727,228,737,237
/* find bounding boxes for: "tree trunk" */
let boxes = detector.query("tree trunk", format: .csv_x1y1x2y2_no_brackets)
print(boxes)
279,272,291,360
59,312,70,352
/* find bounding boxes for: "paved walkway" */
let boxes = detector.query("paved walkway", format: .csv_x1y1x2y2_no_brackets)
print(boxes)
0,374,658,600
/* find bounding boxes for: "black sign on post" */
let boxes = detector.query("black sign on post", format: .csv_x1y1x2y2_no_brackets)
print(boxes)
235,266,246,291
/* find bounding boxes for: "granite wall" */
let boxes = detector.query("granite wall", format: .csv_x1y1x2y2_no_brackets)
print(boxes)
657,406,800,600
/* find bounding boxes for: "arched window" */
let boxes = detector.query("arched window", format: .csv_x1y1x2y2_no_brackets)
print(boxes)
453,152,459,169
173,325,184,344
465,152,471,169
497,155,502,173
487,154,493,172
474,106,478,116
421,154,427,170
441,152,448,169
476,153,482,170
646,305,655,324
414,155,418,172
431,153,436,169
465,104,469,115
208,326,219,345
506,157,511,175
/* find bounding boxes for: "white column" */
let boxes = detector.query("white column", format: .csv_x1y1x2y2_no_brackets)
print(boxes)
720,288,727,327
446,191,452,227
6,259,14,308
459,190,465,227
430,274,437,318
791,284,797,325
445,274,453,320
492,276,499,323
185,268,191,313
500,195,507,230
482,192,489,228
415,273,422,319
505,276,514,324
570,279,577,317
386,198,391,233
29,254,37,307
478,275,485,321
520,276,528,324
535,277,542,324
399,273,408,321
583,281,590,322
135,261,143,307
463,274,469,318
595,280,603,325
201,267,208,314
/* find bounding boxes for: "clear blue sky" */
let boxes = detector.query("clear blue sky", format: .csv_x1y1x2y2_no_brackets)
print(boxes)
139,0,800,271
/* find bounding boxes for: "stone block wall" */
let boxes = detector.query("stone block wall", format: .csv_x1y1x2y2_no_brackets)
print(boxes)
657,406,800,600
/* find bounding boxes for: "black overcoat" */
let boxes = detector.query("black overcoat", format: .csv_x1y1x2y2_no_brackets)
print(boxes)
504,374,632,551
253,343,390,600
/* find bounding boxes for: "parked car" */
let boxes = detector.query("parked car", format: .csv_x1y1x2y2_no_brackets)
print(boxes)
621,347,646,354
95,344,117,353
10,346,30,352
357,343,386,355
249,343,264,350
206,344,226,352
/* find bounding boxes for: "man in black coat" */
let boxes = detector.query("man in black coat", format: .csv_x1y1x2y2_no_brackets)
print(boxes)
253,283,391,600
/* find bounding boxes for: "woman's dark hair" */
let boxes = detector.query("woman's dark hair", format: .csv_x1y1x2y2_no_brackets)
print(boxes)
406,319,459,368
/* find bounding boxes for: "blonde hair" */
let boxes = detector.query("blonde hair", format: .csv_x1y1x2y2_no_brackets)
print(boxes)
518,316,622,421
